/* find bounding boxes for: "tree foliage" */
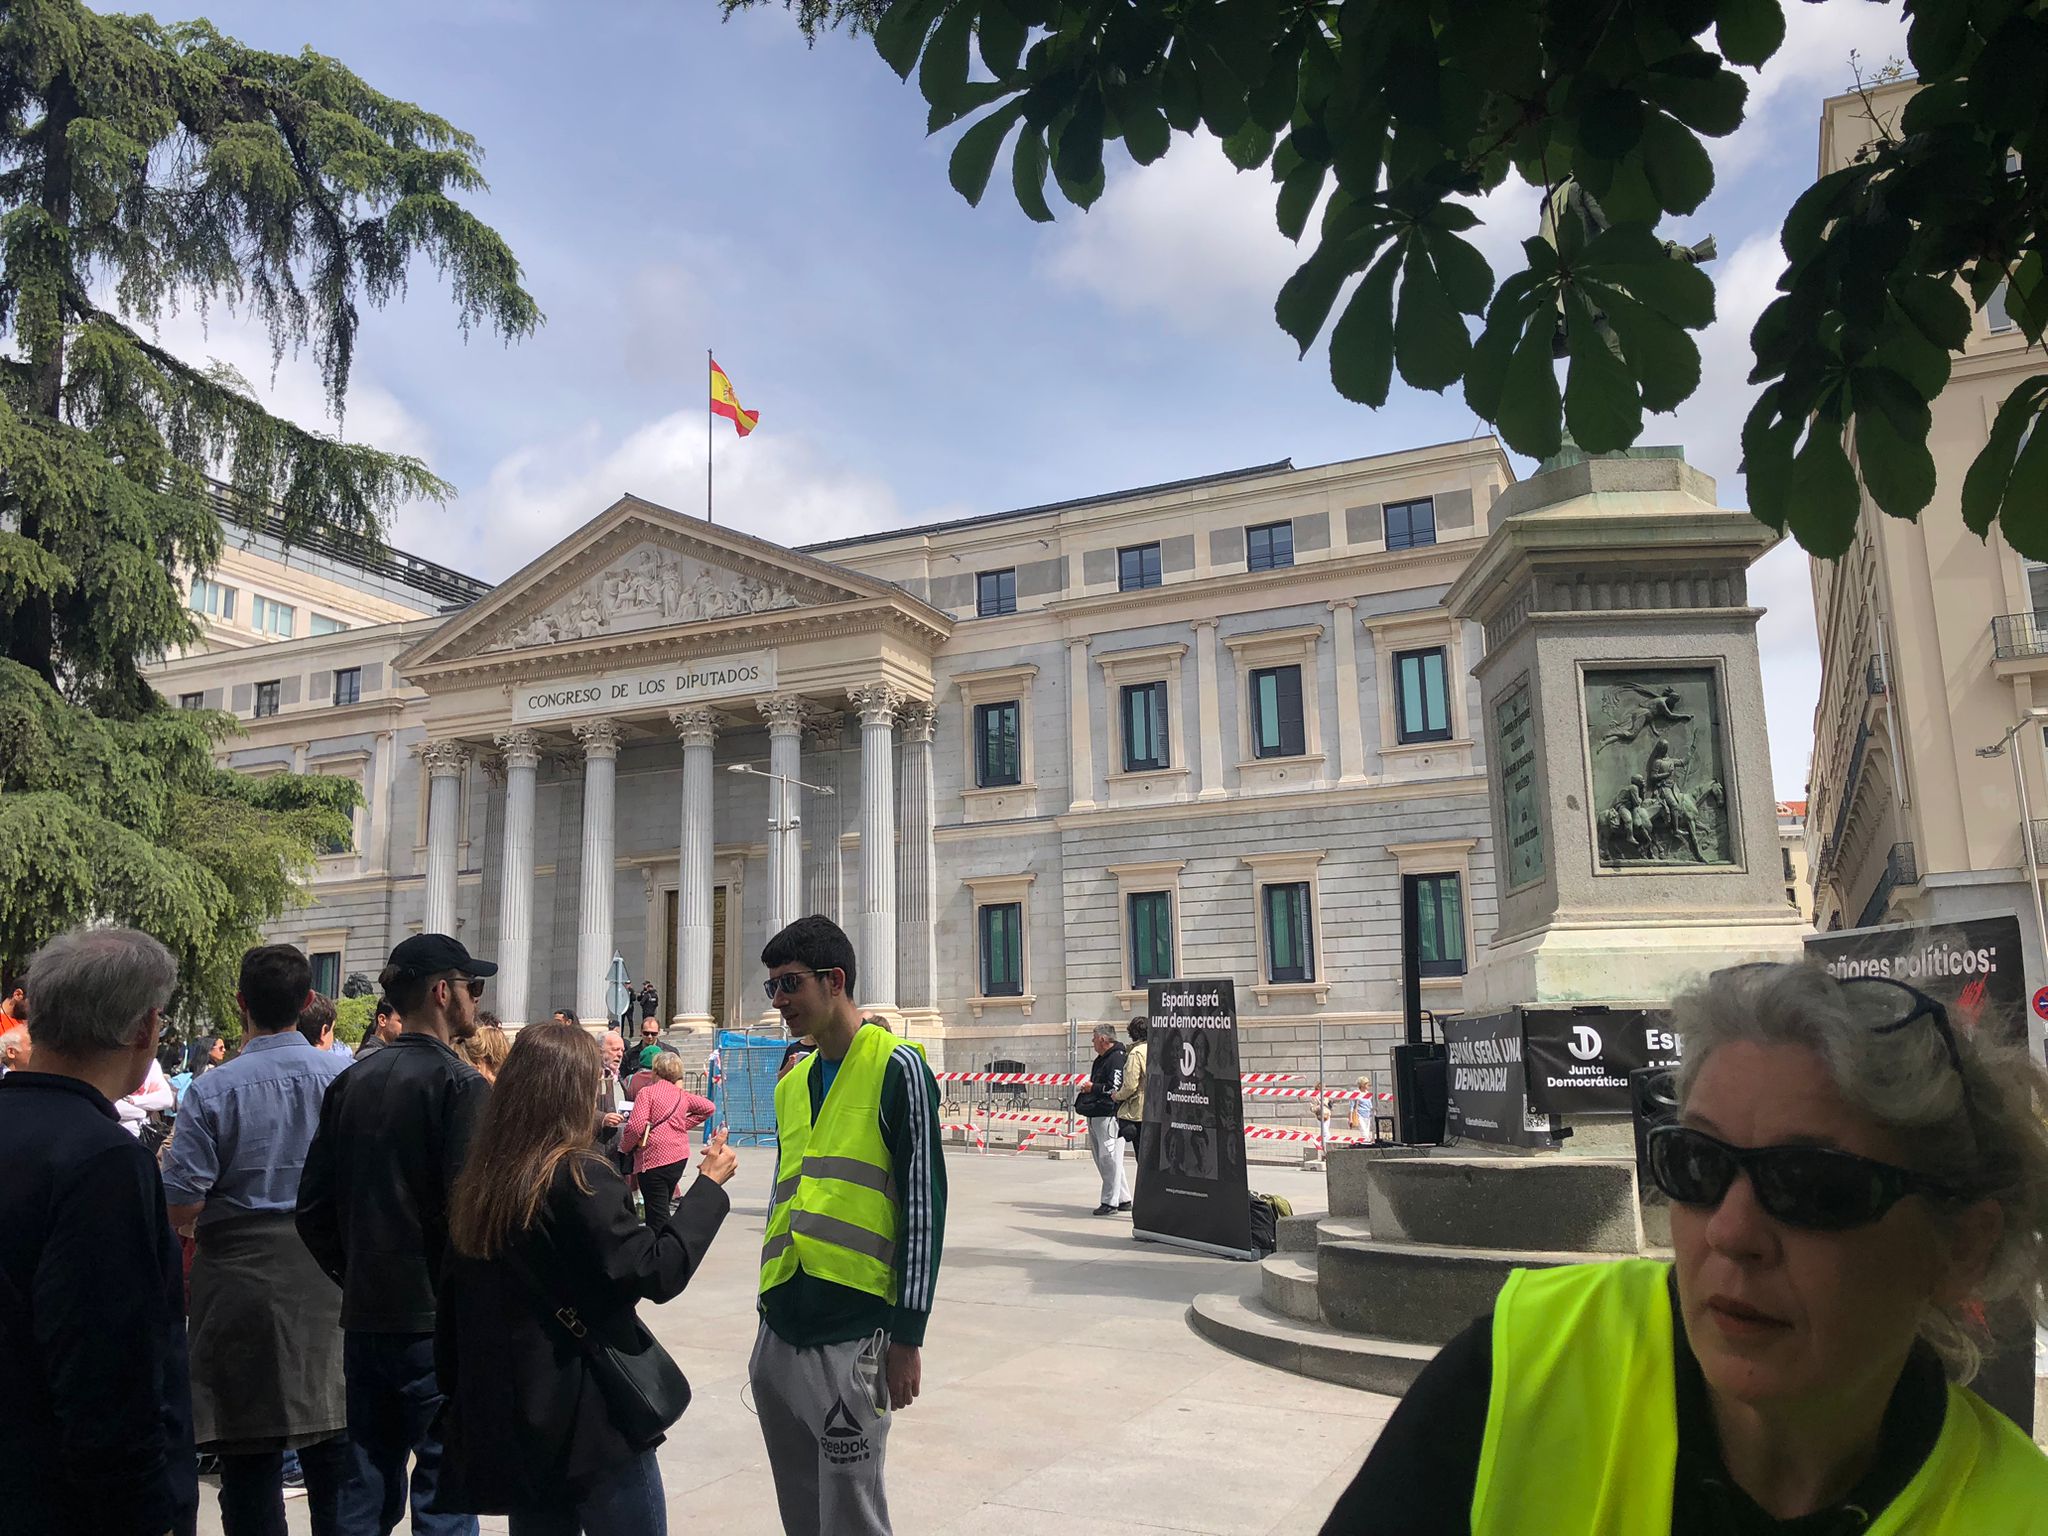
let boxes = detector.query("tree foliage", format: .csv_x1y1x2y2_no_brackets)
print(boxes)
733,0,2048,560
0,1,538,1016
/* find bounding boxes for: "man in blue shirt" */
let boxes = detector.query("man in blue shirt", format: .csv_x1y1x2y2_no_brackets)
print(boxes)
0,926,197,1536
164,944,352,1536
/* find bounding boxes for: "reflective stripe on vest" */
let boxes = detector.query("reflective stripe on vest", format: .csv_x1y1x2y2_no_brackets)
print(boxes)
759,1024,901,1302
1472,1260,2048,1536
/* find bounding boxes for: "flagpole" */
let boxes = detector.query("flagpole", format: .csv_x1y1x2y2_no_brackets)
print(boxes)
706,348,714,524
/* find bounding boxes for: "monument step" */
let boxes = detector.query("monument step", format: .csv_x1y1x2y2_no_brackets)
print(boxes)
1277,1212,1325,1253
1259,1255,1323,1323
1317,1239,1631,1345
1315,1217,1373,1245
1188,1292,1436,1396
1364,1154,1644,1255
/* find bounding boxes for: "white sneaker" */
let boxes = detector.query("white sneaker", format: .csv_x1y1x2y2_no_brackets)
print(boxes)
283,1486,308,1502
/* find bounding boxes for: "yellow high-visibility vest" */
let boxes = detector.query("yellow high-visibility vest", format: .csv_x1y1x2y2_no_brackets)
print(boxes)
759,1023,900,1301
1473,1259,2048,1535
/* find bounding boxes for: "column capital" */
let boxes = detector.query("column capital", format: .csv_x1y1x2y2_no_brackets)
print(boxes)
896,700,937,744
573,718,623,761
757,694,811,734
418,740,471,778
670,706,719,747
848,682,906,726
1190,616,1220,632
493,728,543,770
1065,636,1091,655
1326,597,1359,614
802,714,844,751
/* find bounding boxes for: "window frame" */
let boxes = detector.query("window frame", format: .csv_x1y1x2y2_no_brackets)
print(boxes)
1127,891,1175,988
977,901,1024,998
953,662,1040,820
1384,497,1438,551
1246,520,1295,572
253,595,296,638
332,667,362,708
308,952,342,998
1393,645,1453,744
178,691,204,711
1120,679,1171,773
963,873,1036,1014
1117,542,1163,592
310,613,349,636
1408,871,1468,977
972,699,1022,788
1108,859,1185,1004
975,568,1018,617
1248,663,1307,759
253,679,282,719
1262,882,1315,983
1242,851,1329,1004
1094,642,1189,799
188,578,237,622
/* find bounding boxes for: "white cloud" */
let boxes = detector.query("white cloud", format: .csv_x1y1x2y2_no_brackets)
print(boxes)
1717,0,1912,181
393,409,906,579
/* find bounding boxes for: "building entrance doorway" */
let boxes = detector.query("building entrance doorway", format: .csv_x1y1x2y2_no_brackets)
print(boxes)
662,885,730,1027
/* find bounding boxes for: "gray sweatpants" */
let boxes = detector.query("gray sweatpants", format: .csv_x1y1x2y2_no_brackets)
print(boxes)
1088,1115,1128,1206
749,1320,893,1536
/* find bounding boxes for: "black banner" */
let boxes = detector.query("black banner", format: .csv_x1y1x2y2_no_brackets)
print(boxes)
1134,979,1255,1259
1444,1011,1557,1148
1805,915,2027,1046
1522,1007,1684,1116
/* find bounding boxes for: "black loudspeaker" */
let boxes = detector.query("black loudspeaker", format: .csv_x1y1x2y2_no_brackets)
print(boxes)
1628,1066,1678,1177
1393,1042,1448,1145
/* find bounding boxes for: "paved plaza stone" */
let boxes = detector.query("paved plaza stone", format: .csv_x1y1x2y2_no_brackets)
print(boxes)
197,1154,1386,1535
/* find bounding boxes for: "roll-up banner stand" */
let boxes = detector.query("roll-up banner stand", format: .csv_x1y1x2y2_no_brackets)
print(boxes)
1133,978,1257,1260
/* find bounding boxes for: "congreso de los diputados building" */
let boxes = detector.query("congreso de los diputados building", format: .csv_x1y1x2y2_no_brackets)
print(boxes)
148,437,1512,1093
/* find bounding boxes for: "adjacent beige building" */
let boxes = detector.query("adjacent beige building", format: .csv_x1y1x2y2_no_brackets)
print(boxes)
1806,82,2048,990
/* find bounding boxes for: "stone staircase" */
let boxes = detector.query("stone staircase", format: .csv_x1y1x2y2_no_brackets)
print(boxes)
1191,1148,1656,1393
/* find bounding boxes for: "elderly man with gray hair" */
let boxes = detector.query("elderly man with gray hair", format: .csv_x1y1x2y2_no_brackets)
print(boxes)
1076,1024,1130,1215
0,1022,31,1075
0,926,198,1536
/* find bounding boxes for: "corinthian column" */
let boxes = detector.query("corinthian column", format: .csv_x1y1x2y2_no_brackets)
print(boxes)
758,695,808,944
419,741,470,935
895,701,938,1014
573,719,622,1025
803,716,844,923
672,708,719,1030
493,729,542,1024
849,682,903,1010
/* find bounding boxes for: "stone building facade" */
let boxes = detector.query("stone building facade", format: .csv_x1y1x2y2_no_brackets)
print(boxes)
149,439,1514,1096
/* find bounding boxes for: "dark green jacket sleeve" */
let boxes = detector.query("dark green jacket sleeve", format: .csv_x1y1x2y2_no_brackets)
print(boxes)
880,1045,946,1346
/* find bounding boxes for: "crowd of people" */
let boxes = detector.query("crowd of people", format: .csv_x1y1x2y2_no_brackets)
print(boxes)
0,912,945,1536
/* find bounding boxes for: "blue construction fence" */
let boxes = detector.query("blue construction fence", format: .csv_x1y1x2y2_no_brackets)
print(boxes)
709,1030,788,1146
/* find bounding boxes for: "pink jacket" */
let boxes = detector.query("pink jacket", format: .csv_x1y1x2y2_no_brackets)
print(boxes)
620,1080,715,1174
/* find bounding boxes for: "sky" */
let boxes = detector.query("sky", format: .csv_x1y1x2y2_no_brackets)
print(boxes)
151,0,1921,799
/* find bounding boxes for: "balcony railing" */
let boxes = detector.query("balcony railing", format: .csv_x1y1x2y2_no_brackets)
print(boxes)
1993,612,2048,660
1866,651,1888,695
2032,819,2048,865
1856,842,1920,929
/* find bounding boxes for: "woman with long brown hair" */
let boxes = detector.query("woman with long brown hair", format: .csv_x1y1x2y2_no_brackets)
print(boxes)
434,1022,736,1534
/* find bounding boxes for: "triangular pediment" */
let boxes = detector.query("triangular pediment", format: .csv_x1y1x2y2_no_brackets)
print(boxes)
399,494,936,674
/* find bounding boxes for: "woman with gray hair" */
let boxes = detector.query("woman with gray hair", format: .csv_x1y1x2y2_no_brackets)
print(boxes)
1320,960,2048,1533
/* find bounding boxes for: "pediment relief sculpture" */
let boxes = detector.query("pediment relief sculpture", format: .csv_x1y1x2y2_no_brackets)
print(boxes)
480,543,810,654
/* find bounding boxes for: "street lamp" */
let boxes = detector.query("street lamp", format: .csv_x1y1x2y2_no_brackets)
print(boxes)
1973,706,2048,989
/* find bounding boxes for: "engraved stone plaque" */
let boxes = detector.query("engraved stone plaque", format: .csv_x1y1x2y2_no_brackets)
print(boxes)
1495,679,1545,889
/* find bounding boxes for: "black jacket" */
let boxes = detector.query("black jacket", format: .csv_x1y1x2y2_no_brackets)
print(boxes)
434,1155,729,1510
1077,1043,1125,1117
0,1072,198,1536
296,1033,489,1332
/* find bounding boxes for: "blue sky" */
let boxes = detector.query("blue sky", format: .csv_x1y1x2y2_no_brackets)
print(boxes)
164,0,1919,797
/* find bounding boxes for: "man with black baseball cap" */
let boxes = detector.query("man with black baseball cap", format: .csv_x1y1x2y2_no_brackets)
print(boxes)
297,934,495,1536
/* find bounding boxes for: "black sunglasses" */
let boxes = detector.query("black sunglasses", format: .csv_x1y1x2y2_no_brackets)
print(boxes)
1647,1123,1961,1231
763,968,833,1000
434,974,486,1000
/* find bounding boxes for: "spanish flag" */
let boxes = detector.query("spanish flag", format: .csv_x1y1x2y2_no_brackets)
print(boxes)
710,357,760,438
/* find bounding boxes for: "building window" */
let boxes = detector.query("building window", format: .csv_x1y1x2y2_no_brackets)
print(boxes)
973,701,1021,787
311,613,349,636
188,578,236,622
178,691,204,710
1118,543,1162,591
1394,647,1452,743
253,596,295,637
978,902,1023,997
332,667,362,707
1247,521,1294,572
309,951,341,998
1249,665,1306,758
1780,847,1795,882
253,680,281,718
1121,681,1170,772
1989,282,2017,334
1129,891,1174,986
1409,873,1466,977
1262,882,1315,983
976,569,1017,617
1385,497,1437,551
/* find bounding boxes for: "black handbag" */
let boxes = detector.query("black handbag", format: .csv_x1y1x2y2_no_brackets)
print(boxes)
509,1247,691,1446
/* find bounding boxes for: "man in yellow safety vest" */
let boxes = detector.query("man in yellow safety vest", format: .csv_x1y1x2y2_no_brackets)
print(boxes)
752,915,946,1536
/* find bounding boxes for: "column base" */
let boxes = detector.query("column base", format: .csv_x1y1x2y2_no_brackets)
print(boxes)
670,1013,715,1036
1195,787,1230,802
